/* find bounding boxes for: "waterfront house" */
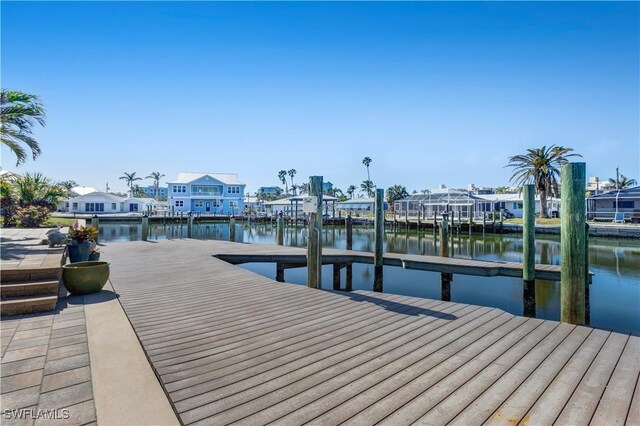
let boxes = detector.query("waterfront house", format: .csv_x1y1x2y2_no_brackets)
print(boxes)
264,195,338,217
587,186,640,222
475,193,561,218
167,172,245,215
336,198,388,216
123,196,157,213
141,186,168,199
65,191,127,214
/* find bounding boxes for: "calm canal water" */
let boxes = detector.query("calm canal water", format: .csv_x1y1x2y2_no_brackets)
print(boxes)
98,221,640,334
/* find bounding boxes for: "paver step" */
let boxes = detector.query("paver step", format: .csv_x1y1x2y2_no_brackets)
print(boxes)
0,295,58,316
1,280,60,298
1,267,60,282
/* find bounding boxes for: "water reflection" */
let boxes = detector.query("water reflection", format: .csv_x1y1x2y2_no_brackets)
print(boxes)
96,221,639,333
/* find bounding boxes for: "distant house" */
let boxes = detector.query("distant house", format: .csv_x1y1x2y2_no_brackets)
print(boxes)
264,195,338,217
0,170,22,181
141,186,168,199
322,182,334,193
69,186,99,197
258,186,281,196
475,194,561,218
336,198,388,216
167,172,245,214
65,192,126,214
587,186,640,222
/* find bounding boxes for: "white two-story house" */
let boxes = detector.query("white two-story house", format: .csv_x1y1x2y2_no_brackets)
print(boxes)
167,172,246,214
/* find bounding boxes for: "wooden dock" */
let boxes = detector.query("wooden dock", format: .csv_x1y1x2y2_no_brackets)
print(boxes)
105,239,639,425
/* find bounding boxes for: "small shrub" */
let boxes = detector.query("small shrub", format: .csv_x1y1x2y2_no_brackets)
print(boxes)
15,205,50,228
68,226,99,243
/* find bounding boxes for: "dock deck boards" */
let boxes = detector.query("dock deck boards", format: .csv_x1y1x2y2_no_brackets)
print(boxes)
105,239,638,425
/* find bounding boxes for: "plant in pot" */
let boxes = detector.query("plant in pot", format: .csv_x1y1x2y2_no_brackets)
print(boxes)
67,225,99,263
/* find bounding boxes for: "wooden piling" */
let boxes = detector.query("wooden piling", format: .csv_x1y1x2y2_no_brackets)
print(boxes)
229,217,236,242
141,215,149,241
585,223,590,325
374,188,384,292
276,262,285,282
276,213,284,245
560,162,587,325
439,214,451,301
523,184,536,317
307,176,323,289
90,215,99,243
333,264,341,290
345,215,353,291
187,213,193,239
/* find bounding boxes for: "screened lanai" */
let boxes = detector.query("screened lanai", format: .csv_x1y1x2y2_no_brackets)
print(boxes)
393,191,487,220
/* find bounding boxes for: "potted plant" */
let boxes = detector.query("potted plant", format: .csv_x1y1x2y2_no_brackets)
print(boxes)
67,224,99,263
88,241,101,261
62,261,110,295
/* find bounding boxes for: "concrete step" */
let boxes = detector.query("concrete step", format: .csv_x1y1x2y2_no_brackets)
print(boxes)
1,267,60,282
1,295,58,316
1,280,60,298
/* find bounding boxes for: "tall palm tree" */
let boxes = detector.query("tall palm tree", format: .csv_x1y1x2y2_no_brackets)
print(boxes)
119,172,142,197
146,171,166,200
360,179,375,198
278,170,288,195
1,90,46,166
362,157,372,181
507,145,582,218
608,174,637,190
57,180,77,197
288,169,297,195
346,185,357,199
495,186,511,194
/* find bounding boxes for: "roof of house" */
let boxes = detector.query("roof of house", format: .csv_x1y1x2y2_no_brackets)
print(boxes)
0,170,22,180
70,186,100,196
263,195,338,206
475,193,560,202
337,198,375,205
588,186,640,199
69,191,125,202
168,173,245,185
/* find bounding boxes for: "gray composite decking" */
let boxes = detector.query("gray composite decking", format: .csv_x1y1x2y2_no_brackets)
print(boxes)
105,239,639,426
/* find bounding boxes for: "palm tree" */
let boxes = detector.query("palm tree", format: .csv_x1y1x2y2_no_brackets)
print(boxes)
360,179,375,198
297,183,309,195
131,184,146,198
420,189,430,195
119,172,142,197
346,185,357,199
507,145,582,218
288,169,297,195
146,171,166,200
495,186,510,194
278,170,288,195
362,157,372,181
14,172,64,210
57,180,77,197
1,90,46,166
608,173,637,190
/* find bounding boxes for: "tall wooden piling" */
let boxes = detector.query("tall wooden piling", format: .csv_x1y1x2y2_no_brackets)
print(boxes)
374,188,384,292
141,214,149,241
307,176,323,289
333,264,341,290
229,217,236,242
276,213,284,245
187,213,193,238
561,162,587,325
585,223,590,325
276,262,285,282
523,184,536,317
440,214,451,301
345,216,353,291
90,215,99,243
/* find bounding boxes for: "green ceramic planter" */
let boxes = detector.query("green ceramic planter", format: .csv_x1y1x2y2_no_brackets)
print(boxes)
62,261,110,295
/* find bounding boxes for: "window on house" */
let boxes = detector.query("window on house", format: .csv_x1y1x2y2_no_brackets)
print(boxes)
72,202,78,210
230,200,238,208
194,201,204,208
513,202,523,209
227,186,240,194
85,203,105,212
211,199,221,207
175,200,184,207
111,203,117,210
614,201,634,209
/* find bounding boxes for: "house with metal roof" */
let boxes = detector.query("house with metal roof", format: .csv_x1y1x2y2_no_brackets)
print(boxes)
166,172,246,215
587,186,640,222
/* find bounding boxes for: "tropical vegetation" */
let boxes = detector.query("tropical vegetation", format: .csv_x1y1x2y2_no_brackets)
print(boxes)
387,185,409,210
360,179,375,197
119,172,142,197
1,90,46,166
1,172,65,227
146,171,166,199
609,173,637,190
507,145,581,218
277,170,288,195
288,169,297,195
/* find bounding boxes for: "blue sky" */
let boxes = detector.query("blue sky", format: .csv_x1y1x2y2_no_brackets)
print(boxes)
2,1,638,194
